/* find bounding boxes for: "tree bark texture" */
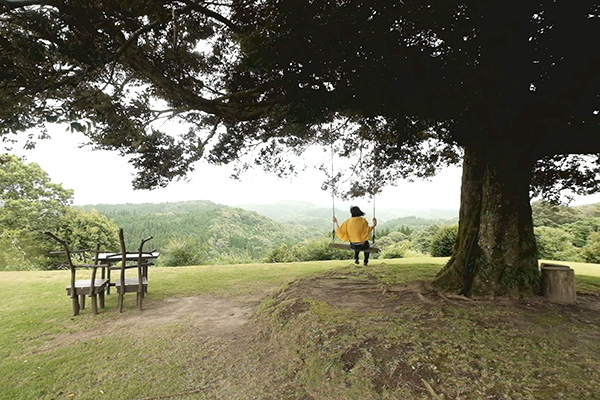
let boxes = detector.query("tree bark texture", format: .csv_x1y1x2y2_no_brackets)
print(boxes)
433,145,540,296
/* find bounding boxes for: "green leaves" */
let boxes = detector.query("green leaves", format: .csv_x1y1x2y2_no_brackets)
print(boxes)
430,225,458,257
0,155,118,270
0,154,73,235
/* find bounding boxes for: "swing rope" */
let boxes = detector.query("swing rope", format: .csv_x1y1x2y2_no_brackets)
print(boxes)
329,141,377,245
372,193,376,244
331,141,337,241
328,154,380,254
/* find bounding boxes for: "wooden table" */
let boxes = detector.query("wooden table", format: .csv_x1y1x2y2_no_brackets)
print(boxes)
97,252,160,294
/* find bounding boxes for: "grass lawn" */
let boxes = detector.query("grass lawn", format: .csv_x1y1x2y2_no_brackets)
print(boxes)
1,257,599,399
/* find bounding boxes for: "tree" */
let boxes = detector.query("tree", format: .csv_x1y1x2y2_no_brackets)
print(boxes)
2,1,600,295
532,201,583,228
0,155,118,269
534,226,581,262
0,154,73,269
430,225,459,258
581,232,600,264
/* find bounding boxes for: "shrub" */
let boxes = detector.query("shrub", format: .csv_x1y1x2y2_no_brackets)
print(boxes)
411,225,441,254
581,232,600,264
264,244,293,263
430,225,458,257
54,208,119,251
376,231,409,249
534,226,582,262
564,218,600,247
291,237,349,262
380,241,423,259
0,229,40,271
160,237,208,266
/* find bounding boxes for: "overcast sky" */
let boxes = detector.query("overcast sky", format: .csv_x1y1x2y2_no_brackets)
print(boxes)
6,126,600,211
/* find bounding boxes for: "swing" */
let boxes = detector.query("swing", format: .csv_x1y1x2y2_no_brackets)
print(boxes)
328,198,380,254
327,143,380,254
329,242,380,253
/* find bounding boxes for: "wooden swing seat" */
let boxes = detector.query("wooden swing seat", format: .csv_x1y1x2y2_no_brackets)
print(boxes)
328,243,380,253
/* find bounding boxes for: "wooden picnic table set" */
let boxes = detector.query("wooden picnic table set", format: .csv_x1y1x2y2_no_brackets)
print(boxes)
45,228,160,316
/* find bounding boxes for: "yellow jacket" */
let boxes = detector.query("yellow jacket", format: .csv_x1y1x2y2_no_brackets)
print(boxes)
336,217,374,243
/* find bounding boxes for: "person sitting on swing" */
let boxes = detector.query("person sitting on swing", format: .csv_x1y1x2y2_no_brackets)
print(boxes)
333,206,377,266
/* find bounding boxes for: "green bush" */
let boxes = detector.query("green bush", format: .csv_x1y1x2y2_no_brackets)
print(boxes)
160,237,209,266
380,240,423,259
564,217,600,247
0,229,41,271
430,225,458,257
55,208,119,250
291,238,349,261
264,243,294,263
581,232,600,264
411,225,441,254
534,226,582,262
376,231,409,249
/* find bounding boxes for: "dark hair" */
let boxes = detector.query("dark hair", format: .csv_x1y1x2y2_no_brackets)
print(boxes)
350,206,365,217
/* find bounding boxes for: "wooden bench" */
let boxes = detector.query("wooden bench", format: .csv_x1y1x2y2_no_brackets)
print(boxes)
106,228,154,312
45,232,110,316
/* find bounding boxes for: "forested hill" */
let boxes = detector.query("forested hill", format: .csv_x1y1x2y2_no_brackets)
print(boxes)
236,201,344,231
80,200,460,265
237,200,458,231
79,201,317,264
379,215,459,231
77,199,600,266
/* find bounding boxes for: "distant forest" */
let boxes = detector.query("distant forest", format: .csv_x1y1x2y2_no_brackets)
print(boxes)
80,201,314,265
80,200,459,265
80,200,600,266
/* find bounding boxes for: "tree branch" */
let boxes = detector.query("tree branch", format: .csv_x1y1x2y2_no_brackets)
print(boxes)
538,123,600,156
181,0,238,32
0,0,56,9
120,42,282,120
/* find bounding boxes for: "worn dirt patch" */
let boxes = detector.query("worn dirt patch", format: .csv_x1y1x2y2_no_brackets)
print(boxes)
37,295,261,353
117,295,260,334
280,271,600,312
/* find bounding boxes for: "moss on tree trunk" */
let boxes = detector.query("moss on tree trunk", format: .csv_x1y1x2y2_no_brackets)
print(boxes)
433,145,540,296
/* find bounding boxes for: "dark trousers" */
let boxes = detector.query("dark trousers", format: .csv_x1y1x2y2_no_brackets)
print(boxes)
351,240,370,263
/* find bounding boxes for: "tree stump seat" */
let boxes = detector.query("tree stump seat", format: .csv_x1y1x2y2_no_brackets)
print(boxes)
540,263,577,304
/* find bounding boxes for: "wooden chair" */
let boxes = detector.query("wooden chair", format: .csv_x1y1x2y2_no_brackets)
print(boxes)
45,232,110,316
111,228,154,312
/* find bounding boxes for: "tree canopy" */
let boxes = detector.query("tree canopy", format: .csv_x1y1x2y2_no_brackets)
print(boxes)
2,1,600,294
2,1,598,196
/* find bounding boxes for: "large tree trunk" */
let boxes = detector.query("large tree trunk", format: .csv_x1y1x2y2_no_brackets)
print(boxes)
432,145,540,296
